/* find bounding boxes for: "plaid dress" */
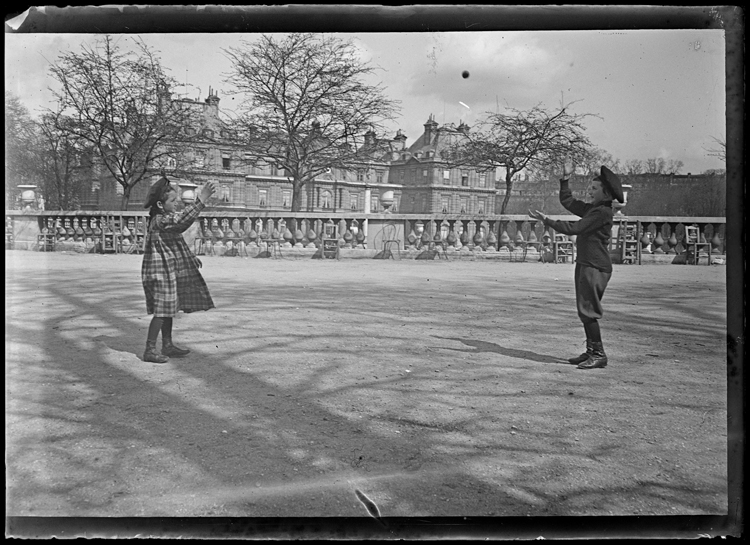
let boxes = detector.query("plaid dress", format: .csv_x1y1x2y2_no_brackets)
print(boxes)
141,201,214,317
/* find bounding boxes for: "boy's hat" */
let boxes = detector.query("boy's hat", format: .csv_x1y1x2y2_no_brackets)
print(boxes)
594,166,624,203
144,176,172,209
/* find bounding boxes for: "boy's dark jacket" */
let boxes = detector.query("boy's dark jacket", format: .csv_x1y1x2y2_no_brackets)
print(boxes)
543,180,614,273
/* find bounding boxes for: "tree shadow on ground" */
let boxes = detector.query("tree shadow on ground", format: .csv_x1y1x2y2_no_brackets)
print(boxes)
5,256,728,521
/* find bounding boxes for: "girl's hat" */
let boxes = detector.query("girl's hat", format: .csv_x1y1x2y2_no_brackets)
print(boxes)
144,176,171,209
594,166,624,203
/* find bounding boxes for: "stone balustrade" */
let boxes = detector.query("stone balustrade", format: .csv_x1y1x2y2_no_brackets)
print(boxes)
5,209,726,264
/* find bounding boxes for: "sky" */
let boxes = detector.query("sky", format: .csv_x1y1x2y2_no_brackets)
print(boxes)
5,27,727,175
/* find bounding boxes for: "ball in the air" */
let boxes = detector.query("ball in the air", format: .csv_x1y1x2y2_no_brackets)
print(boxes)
462,70,470,79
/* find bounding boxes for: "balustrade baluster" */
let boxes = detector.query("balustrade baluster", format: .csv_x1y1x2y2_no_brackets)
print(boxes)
446,220,457,248
472,220,484,250
652,222,665,254
343,219,354,248
666,223,678,254
485,220,498,251
711,223,723,254
458,220,470,250
499,220,511,251
640,222,652,253
293,219,304,248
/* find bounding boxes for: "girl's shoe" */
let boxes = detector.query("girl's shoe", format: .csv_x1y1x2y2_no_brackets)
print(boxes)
144,341,169,363
162,338,190,357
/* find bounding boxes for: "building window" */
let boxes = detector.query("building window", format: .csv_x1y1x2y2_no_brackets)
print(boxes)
443,169,450,180
423,169,428,179
461,171,469,186
370,194,379,212
222,153,231,170
321,190,332,209
410,170,416,182
350,194,358,211
392,197,398,212
220,185,230,203
478,199,486,215
166,156,177,170
460,197,468,214
400,170,405,182
357,171,364,182
441,197,449,213
259,189,267,207
479,172,486,187
376,172,383,184
282,190,291,208
195,153,205,169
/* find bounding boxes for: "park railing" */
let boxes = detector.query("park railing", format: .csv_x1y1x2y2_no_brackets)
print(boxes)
5,209,726,263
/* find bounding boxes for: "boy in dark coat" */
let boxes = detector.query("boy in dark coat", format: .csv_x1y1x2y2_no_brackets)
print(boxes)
141,176,217,363
529,162,624,369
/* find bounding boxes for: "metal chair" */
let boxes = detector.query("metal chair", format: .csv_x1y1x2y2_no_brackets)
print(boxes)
553,234,575,263
381,222,400,260
683,225,711,265
37,232,56,251
617,220,642,265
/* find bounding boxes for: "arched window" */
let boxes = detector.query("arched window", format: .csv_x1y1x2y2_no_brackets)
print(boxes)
321,190,332,209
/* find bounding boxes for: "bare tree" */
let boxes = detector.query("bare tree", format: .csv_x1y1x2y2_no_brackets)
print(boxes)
578,147,621,176
441,101,596,214
644,157,667,174
34,112,89,210
703,136,726,163
47,35,200,209
665,159,684,174
223,33,400,212
623,159,644,175
5,92,40,208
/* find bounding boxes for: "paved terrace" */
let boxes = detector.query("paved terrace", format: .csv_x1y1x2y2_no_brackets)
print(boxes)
5,251,733,537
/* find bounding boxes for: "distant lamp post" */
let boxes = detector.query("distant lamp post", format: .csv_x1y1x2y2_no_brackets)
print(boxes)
614,184,632,217
380,190,395,213
18,185,37,211
179,182,198,204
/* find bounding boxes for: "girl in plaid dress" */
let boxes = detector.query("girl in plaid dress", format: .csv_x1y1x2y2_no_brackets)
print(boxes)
141,177,217,363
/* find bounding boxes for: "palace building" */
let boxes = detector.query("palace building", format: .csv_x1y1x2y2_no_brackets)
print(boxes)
79,93,497,214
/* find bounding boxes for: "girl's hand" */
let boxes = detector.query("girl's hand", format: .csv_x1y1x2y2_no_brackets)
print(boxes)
563,161,575,178
199,182,217,203
528,209,547,222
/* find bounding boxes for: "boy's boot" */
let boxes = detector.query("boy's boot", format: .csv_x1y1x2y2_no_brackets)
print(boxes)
568,340,593,365
577,341,608,369
162,337,190,357
144,340,169,363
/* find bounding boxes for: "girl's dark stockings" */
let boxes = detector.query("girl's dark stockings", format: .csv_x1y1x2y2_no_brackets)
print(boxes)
147,317,173,342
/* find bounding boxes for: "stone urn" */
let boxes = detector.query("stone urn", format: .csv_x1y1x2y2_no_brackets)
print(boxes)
179,182,198,204
18,185,37,210
380,190,395,213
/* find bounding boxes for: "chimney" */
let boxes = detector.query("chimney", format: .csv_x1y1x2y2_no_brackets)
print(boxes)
393,129,407,151
423,114,438,143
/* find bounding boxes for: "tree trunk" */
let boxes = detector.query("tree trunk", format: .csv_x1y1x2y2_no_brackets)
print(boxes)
291,178,304,212
500,173,514,214
121,184,132,211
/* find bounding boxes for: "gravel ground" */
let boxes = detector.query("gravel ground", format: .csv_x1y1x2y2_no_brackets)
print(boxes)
5,250,733,538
